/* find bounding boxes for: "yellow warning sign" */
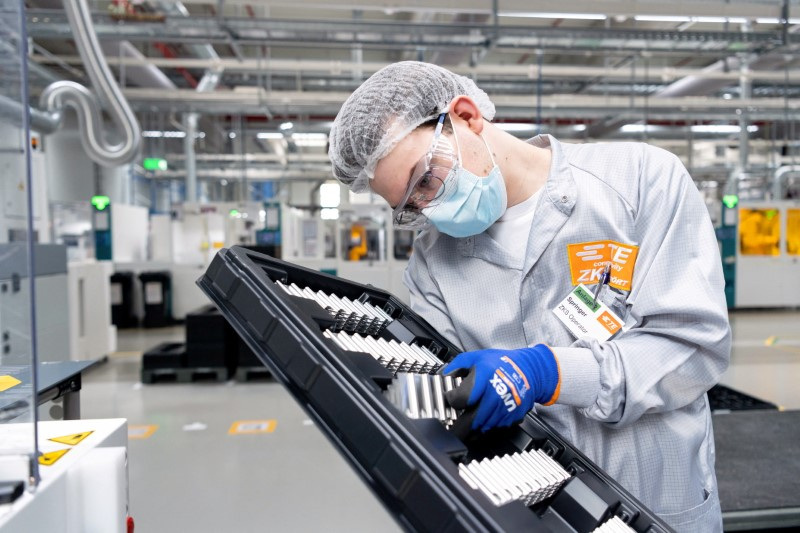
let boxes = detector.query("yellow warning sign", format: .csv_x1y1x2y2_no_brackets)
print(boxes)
49,431,94,446
128,425,159,440
0,375,22,392
38,449,69,466
228,420,277,435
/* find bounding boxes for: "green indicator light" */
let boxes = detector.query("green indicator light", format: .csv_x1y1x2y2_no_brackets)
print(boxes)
91,195,110,211
143,158,168,171
229,209,240,217
722,195,739,209
766,209,778,220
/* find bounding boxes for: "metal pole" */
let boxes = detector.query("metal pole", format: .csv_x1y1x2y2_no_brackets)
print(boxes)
184,112,198,203
738,21,752,172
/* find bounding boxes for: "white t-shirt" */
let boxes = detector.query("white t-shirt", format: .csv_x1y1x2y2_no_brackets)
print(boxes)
486,189,542,262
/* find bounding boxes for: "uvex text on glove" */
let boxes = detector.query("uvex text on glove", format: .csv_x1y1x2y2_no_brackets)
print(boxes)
441,344,560,433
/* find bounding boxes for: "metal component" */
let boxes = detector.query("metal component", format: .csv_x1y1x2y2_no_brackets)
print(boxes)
592,516,637,533
458,449,572,507
431,374,446,421
419,374,434,419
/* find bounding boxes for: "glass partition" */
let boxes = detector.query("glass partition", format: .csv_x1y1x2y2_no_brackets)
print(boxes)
739,208,781,256
0,0,40,487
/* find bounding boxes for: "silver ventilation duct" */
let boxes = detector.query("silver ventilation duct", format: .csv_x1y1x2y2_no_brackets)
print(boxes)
39,0,140,166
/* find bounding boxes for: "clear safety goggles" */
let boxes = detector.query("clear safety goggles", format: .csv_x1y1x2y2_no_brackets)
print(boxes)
392,114,459,229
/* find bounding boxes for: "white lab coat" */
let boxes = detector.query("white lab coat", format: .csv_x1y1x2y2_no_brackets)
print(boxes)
404,135,731,532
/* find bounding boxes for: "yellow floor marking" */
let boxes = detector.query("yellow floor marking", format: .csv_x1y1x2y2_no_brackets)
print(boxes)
228,420,277,435
128,425,159,440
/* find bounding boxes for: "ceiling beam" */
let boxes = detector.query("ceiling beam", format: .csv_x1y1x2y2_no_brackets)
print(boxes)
119,86,800,120
32,54,800,83
164,0,780,20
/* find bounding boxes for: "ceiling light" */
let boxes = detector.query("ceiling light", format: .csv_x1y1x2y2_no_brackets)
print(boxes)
634,15,748,24
633,15,691,22
688,125,758,133
279,122,294,130
621,124,650,133
496,123,536,132
292,133,328,147
499,12,607,20
756,17,800,24
257,132,284,140
142,130,187,138
228,132,237,139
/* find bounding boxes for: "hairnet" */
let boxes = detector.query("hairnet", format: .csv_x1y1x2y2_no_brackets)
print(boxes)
328,61,496,193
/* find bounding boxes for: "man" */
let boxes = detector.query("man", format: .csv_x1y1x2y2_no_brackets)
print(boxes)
328,61,730,532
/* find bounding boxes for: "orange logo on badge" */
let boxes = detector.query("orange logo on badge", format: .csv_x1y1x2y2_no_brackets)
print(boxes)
597,311,623,335
567,240,639,291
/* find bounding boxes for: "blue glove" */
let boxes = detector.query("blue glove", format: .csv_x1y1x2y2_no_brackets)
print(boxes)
442,345,560,433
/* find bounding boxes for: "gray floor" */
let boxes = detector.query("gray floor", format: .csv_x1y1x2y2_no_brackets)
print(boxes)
81,327,400,533
78,309,800,532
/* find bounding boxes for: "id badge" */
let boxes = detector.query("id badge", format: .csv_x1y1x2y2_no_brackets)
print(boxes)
552,284,625,342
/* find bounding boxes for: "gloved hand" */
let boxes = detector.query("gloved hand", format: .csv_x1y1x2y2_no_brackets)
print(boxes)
442,345,560,433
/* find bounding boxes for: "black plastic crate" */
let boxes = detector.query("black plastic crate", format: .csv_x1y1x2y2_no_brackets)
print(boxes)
708,384,778,412
139,271,173,328
110,271,137,328
197,246,672,533
185,305,238,370
142,342,186,370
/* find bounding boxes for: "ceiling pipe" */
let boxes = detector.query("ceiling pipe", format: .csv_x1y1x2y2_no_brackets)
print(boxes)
39,0,140,166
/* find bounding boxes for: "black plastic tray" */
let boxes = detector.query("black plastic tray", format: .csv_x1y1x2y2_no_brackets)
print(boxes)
197,246,672,533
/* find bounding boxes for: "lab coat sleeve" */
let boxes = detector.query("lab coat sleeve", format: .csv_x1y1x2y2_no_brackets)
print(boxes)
556,147,731,427
403,243,463,351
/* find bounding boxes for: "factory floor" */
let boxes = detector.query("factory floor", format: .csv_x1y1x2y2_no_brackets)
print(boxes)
77,309,800,533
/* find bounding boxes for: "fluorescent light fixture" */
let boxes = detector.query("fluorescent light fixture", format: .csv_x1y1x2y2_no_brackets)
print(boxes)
292,133,327,141
495,123,536,132
623,124,759,134
142,130,187,138
573,124,587,132
691,125,739,133
279,122,294,130
691,125,759,133
756,17,800,24
292,133,328,147
633,15,691,22
320,208,339,220
634,15,747,23
621,124,650,133
499,12,606,20
694,16,748,24
257,132,284,140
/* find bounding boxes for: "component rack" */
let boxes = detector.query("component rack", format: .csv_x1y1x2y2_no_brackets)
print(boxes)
197,246,671,533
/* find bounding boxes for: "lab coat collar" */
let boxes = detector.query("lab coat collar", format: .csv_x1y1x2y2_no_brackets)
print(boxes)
457,134,577,272
521,135,577,275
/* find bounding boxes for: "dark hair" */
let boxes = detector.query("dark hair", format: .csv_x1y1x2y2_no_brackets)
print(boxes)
417,112,454,135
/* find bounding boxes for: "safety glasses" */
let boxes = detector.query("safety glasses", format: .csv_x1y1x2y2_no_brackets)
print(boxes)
392,114,459,229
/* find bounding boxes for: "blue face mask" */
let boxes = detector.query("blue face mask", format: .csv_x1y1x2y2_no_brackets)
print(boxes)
421,128,507,238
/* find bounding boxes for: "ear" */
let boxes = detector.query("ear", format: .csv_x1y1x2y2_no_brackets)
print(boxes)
448,95,484,134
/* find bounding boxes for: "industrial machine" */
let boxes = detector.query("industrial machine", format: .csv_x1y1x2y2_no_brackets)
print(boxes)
91,197,148,263
716,168,800,308
197,247,670,532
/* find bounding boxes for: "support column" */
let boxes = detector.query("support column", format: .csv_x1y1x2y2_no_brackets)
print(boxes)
183,112,198,203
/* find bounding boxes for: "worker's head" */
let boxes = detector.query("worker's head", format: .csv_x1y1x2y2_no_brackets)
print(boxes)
328,61,506,237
